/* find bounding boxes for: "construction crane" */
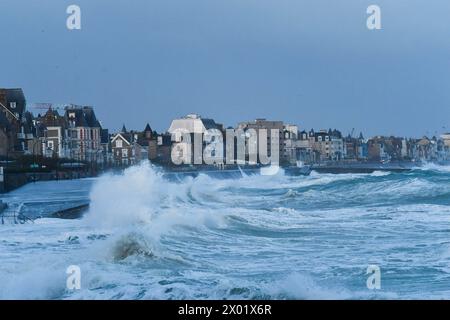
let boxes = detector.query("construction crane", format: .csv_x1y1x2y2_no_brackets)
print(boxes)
31,103,52,110
30,103,74,111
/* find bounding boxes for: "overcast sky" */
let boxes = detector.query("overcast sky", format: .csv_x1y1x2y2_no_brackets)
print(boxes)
1,0,449,137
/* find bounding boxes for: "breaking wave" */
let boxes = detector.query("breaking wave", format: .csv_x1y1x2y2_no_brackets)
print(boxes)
416,162,450,173
1,161,450,299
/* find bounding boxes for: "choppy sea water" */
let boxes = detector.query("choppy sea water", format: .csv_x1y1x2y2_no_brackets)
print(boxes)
0,163,450,300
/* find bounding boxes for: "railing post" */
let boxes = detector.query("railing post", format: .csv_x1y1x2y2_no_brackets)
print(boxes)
0,166,4,193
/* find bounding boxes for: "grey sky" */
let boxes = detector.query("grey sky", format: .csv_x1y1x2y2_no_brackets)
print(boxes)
0,0,449,137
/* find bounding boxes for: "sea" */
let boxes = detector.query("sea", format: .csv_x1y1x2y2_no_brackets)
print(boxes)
0,162,449,299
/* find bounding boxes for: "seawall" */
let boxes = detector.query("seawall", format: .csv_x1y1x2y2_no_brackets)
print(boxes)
0,170,96,194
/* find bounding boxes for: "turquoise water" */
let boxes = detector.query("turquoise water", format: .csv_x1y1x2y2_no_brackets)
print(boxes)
0,163,449,299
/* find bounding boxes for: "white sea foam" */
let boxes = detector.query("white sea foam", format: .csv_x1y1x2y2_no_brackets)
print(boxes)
1,162,450,299
259,273,348,299
371,170,391,177
416,162,450,173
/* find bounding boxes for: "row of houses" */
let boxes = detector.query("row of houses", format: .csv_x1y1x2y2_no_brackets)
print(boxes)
1,88,450,168
0,88,157,167
284,128,450,164
38,106,105,162
0,90,111,165
162,114,450,166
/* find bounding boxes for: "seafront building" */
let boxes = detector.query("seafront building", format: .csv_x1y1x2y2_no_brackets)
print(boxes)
441,133,450,147
110,124,154,166
0,88,36,157
343,133,367,161
168,114,224,165
283,124,300,165
236,118,285,165
64,105,103,163
37,107,67,158
1,87,450,171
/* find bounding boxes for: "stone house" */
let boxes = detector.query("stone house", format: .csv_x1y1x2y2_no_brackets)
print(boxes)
0,88,33,156
64,105,102,162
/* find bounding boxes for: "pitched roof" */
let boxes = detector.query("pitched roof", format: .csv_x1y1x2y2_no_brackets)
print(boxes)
64,106,101,128
5,88,25,102
144,123,152,132
45,107,60,117
65,108,87,126
39,107,66,127
201,118,222,130
111,132,132,145
5,88,26,115
82,107,101,127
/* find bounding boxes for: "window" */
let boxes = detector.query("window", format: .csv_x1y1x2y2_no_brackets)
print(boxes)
116,139,123,148
48,141,54,150
122,149,128,158
10,102,16,109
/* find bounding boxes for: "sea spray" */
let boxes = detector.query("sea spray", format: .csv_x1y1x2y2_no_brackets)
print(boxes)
416,162,450,173
84,162,166,228
83,162,228,262
1,164,450,299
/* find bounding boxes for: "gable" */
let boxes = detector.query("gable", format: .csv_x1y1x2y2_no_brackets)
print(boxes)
111,133,131,146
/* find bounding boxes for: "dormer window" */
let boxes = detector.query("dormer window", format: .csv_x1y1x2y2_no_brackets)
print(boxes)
10,102,16,109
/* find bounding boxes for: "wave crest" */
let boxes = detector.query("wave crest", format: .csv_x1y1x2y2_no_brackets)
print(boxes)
110,231,154,261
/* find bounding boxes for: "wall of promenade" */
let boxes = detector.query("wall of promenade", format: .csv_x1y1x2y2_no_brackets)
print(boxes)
0,170,95,193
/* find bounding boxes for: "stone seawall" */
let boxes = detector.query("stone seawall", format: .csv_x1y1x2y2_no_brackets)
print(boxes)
0,171,95,193
311,161,416,174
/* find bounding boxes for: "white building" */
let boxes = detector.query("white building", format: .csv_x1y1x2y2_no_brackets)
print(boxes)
168,114,223,165
441,133,450,147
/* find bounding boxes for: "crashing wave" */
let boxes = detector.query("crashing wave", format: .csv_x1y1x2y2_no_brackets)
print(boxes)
416,162,450,173
110,232,154,261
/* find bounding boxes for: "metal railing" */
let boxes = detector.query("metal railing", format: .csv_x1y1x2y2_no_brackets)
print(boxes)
0,203,34,225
